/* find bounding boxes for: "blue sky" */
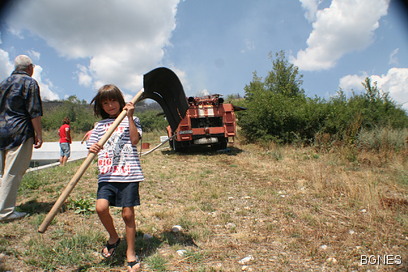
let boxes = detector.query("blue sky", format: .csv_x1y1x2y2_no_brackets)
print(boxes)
1,0,407,110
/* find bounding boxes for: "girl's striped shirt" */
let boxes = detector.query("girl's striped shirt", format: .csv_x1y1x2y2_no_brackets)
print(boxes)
87,117,144,183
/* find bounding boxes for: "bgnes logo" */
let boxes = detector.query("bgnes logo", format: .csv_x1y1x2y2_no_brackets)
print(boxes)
361,255,402,265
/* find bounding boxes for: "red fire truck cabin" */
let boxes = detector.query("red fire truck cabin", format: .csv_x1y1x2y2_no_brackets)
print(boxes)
166,94,238,151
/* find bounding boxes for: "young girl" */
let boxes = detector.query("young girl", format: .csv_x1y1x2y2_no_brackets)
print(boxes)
88,84,143,272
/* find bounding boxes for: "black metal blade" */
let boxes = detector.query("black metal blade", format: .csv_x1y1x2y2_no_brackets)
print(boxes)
143,67,188,131
232,105,247,112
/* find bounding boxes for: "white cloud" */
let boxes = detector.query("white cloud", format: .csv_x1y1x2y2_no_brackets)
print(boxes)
339,73,367,91
168,67,190,94
5,0,180,93
299,0,322,22
389,48,399,65
196,89,210,97
339,68,408,110
372,68,408,110
32,65,60,101
28,50,41,62
76,64,92,87
293,0,390,71
0,49,14,78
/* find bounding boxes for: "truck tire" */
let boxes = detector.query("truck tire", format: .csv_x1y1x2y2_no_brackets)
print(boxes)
220,137,228,150
212,137,228,150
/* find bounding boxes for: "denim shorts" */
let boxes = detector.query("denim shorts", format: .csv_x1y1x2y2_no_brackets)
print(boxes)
59,142,70,157
97,182,140,207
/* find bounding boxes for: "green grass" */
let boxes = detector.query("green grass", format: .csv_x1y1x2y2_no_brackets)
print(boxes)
145,253,168,271
24,229,105,270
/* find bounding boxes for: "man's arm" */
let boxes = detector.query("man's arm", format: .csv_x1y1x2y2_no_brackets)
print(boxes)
31,116,43,148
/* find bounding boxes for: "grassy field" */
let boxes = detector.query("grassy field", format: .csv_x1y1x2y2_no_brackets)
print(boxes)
0,135,407,271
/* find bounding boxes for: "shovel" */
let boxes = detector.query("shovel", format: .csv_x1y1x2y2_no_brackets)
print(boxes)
38,67,188,233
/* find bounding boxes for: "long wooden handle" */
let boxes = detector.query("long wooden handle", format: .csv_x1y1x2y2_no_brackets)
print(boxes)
38,89,144,233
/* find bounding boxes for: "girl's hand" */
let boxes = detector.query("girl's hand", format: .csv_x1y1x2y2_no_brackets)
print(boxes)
123,102,135,117
89,143,102,154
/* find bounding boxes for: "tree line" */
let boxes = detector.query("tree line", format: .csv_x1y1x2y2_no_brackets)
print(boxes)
235,51,408,148
41,96,167,137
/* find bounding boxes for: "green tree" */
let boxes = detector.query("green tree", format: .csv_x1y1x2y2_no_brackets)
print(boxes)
237,53,408,145
265,51,304,97
320,78,408,142
42,96,97,132
136,110,168,132
238,51,311,143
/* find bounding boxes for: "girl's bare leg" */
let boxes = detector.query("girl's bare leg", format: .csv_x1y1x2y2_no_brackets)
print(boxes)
96,199,120,256
122,206,140,271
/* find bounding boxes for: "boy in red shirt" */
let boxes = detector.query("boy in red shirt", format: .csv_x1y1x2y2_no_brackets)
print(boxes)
58,117,71,166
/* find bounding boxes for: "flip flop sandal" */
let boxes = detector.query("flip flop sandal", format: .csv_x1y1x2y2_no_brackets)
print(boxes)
127,256,141,271
101,238,121,258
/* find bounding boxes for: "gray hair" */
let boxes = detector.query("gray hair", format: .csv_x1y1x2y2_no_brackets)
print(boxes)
14,55,33,71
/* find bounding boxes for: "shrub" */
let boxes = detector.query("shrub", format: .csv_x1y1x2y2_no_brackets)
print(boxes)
357,127,408,151
42,96,98,133
136,110,168,132
237,52,408,147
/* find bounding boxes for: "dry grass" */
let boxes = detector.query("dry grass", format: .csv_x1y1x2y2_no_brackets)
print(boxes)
0,136,407,271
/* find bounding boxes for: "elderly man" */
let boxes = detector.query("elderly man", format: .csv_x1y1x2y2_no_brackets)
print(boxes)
0,55,43,222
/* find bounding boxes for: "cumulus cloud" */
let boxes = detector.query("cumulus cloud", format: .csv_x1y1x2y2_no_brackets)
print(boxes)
0,49,13,77
339,68,408,110
76,64,92,87
339,73,368,91
32,65,60,101
293,0,390,71
5,0,180,93
299,0,322,22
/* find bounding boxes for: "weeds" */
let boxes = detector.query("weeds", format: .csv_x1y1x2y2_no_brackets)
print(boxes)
145,253,168,271
182,250,206,263
398,171,408,186
19,171,49,191
357,127,408,151
67,196,96,214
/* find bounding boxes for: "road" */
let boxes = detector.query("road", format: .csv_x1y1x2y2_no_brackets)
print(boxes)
29,141,88,170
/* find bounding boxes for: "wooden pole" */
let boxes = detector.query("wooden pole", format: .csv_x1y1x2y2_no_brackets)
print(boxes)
38,89,144,233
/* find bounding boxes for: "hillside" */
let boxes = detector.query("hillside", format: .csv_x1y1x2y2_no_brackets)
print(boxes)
42,100,162,113
0,137,407,271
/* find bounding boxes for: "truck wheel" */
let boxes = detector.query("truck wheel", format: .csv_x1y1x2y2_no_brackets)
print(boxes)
213,137,227,150
220,137,228,150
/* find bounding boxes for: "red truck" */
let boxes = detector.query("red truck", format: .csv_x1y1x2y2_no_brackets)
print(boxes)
166,94,242,151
